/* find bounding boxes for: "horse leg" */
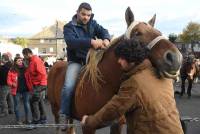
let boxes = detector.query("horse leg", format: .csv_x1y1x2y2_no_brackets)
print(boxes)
62,119,76,134
187,80,193,98
110,123,123,134
180,78,186,97
49,103,60,134
110,116,125,134
82,127,96,134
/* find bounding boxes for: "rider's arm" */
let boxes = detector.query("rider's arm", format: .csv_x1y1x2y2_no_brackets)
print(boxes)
84,78,138,128
63,24,92,49
93,20,111,41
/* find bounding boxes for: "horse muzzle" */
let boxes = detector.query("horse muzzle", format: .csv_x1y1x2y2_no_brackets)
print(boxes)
160,50,183,79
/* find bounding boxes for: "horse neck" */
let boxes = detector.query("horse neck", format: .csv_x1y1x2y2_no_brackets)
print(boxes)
98,46,123,88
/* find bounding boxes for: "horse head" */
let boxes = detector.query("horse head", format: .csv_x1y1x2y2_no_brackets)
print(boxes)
124,7,183,79
185,58,198,80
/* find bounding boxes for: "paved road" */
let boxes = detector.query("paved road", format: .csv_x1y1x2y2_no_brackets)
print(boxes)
0,82,200,134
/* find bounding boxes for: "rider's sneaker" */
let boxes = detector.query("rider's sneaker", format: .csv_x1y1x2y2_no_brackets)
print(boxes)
59,114,71,131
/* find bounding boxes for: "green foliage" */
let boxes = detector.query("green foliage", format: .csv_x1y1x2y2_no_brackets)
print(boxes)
12,37,29,48
168,33,178,43
178,22,200,44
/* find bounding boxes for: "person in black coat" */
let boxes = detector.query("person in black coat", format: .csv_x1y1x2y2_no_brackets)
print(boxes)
0,54,14,117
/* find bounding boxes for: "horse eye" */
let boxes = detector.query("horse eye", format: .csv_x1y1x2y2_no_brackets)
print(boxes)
135,31,142,36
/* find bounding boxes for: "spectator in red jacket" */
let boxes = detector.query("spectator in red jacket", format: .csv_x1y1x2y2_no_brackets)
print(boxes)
7,56,32,124
22,48,47,124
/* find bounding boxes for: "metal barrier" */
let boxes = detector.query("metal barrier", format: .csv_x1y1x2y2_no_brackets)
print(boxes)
181,116,199,134
0,123,83,133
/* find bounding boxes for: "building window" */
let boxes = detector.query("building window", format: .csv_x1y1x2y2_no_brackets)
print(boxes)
50,47,54,52
41,48,46,53
40,39,44,43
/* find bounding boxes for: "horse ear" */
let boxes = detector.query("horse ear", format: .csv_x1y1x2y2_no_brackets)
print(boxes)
148,14,156,27
125,7,134,28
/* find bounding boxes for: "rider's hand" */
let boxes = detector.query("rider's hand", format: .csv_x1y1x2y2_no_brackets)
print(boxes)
103,39,110,48
91,39,104,49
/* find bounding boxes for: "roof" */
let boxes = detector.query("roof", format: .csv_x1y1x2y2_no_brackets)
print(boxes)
31,21,66,39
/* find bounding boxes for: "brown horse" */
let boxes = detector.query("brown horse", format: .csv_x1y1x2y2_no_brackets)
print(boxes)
180,56,199,98
47,7,183,134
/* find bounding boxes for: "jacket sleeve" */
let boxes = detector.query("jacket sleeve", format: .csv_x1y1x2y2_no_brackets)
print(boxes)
7,70,13,87
85,78,138,128
93,20,111,40
63,24,92,49
35,60,46,79
24,69,33,92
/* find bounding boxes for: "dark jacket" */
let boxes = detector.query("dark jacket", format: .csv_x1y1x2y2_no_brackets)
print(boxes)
63,14,110,64
0,61,12,86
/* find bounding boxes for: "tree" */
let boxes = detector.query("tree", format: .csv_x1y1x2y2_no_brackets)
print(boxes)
168,33,177,43
12,37,29,48
179,22,200,43
178,22,200,54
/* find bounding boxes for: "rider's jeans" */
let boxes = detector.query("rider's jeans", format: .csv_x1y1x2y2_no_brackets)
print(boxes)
60,61,82,117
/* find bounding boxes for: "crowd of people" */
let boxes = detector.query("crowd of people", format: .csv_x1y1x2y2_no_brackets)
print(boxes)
0,48,48,125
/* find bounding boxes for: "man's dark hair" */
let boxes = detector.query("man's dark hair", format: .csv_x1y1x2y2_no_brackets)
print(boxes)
114,39,149,66
2,54,10,62
78,2,92,11
22,48,33,55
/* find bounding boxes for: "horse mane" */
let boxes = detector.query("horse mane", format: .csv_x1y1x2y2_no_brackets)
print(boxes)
78,35,124,92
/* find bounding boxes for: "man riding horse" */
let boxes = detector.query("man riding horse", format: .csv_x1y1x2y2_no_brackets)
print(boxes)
60,2,111,124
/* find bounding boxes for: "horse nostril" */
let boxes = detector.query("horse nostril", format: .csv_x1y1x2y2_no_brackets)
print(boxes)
165,51,173,65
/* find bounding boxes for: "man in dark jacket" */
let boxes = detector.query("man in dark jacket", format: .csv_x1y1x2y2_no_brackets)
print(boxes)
60,2,111,123
0,54,14,117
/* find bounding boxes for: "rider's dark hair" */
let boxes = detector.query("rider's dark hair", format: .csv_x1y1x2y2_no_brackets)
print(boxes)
78,2,92,11
114,39,149,66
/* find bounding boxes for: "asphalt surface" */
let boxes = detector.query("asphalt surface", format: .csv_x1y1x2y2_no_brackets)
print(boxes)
0,81,200,134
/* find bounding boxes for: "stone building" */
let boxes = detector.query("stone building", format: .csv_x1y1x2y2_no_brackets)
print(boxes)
28,21,66,58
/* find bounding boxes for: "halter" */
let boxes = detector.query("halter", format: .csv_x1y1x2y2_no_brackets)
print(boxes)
124,21,166,50
147,36,166,50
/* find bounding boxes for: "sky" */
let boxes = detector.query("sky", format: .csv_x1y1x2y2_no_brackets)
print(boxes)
0,0,200,38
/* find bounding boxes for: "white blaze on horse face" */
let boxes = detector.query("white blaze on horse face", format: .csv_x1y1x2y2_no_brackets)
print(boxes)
125,21,140,39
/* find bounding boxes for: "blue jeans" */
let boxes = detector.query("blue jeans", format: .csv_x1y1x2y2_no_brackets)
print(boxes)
60,62,82,116
13,92,31,122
